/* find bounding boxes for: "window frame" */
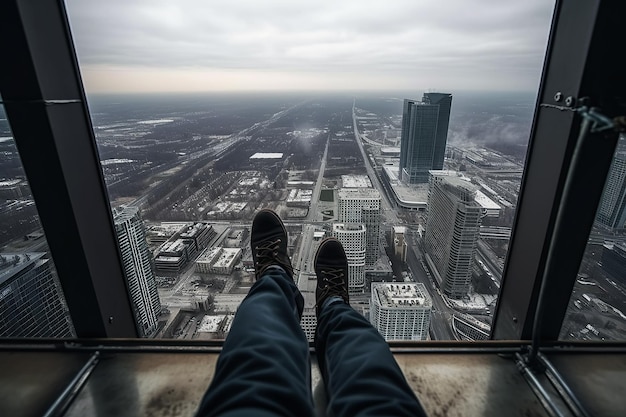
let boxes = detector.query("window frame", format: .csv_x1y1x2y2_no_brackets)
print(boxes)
0,0,138,337
1,0,625,342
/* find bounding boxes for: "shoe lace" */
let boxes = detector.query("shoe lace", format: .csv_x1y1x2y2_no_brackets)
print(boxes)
255,238,294,277
317,268,348,303
255,239,281,271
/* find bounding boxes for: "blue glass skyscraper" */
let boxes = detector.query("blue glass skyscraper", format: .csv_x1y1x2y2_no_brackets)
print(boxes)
399,93,452,184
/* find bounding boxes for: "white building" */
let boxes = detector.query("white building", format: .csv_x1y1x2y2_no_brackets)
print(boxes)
332,223,367,292
300,311,317,342
196,247,242,275
370,282,432,341
114,207,161,338
337,188,381,266
424,171,483,299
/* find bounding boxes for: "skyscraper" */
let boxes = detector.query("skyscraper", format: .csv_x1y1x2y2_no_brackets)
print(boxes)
337,188,381,266
370,282,432,341
424,172,482,299
392,226,408,262
0,252,74,337
114,207,161,337
332,223,367,292
596,134,626,229
399,93,452,184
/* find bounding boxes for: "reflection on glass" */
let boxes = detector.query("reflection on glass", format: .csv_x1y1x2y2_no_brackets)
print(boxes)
0,104,75,338
561,134,626,341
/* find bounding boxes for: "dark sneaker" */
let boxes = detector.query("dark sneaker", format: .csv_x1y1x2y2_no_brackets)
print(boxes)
314,237,349,317
251,209,293,281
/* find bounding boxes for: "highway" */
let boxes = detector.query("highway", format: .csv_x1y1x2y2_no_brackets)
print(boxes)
294,225,316,287
351,99,400,225
307,134,330,222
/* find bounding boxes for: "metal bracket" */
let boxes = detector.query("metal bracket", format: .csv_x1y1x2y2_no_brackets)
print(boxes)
515,350,592,417
540,100,626,133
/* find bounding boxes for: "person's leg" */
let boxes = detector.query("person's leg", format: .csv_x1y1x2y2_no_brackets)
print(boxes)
196,210,314,417
314,238,426,417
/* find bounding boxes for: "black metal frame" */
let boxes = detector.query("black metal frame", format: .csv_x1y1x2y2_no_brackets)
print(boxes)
492,0,626,340
0,0,138,337
0,0,625,343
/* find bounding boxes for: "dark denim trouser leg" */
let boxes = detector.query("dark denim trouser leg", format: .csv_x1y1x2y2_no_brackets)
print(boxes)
315,299,427,417
196,267,314,417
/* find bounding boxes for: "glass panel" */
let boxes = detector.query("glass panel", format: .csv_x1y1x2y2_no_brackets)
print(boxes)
0,102,75,338
66,1,554,340
561,133,626,341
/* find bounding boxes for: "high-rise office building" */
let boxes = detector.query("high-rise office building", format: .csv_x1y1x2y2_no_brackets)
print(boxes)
370,282,432,341
424,171,482,299
114,207,161,337
0,252,74,337
392,226,408,262
399,93,452,184
596,134,626,229
337,188,381,266
332,223,367,292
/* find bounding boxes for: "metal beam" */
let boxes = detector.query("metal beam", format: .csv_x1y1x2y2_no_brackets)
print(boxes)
0,0,138,337
492,0,626,339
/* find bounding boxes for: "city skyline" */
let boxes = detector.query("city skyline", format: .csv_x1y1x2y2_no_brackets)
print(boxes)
1,91,624,342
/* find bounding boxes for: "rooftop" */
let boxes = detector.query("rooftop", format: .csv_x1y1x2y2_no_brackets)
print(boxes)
113,206,139,224
180,223,210,239
198,315,232,333
0,252,46,287
372,282,432,309
287,189,313,203
100,158,135,166
383,165,429,207
474,190,501,210
333,223,366,232
442,176,477,191
213,248,242,268
249,152,283,159
380,147,401,155
338,187,380,200
197,247,221,264
341,174,372,188
160,239,186,254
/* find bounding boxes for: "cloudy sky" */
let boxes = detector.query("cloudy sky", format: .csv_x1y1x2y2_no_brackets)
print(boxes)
66,0,555,93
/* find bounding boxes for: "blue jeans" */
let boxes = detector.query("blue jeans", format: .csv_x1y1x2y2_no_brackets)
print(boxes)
196,267,425,417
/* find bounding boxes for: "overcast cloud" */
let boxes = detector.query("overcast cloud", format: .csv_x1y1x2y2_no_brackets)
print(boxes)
65,0,555,93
